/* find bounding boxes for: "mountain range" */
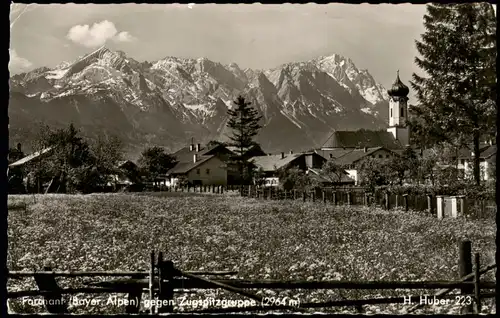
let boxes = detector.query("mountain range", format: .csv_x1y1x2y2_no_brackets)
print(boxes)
9,46,391,159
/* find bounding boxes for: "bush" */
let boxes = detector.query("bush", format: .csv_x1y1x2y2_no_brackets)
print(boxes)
375,183,495,200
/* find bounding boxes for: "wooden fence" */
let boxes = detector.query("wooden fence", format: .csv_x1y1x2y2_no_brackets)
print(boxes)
237,185,495,220
7,240,496,314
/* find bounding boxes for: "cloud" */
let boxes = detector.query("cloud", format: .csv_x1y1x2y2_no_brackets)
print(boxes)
9,49,33,74
66,20,136,48
113,31,136,43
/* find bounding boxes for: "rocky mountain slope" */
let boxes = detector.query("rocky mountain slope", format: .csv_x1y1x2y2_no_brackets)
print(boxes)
9,46,390,158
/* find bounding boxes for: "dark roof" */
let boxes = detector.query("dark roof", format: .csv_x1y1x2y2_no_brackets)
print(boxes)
322,130,403,149
168,143,231,175
9,147,54,167
315,149,354,160
226,144,266,156
117,160,137,168
171,144,224,162
167,155,217,175
251,153,303,172
457,144,496,159
334,147,396,165
481,145,497,159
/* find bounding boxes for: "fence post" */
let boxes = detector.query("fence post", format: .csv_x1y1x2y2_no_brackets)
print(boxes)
474,252,481,314
450,196,458,218
384,191,390,210
347,192,352,206
332,192,337,206
158,253,174,313
293,190,297,200
126,274,143,313
436,195,445,220
457,195,467,218
303,191,306,202
403,194,409,212
149,251,156,314
427,194,434,215
221,185,224,194
459,240,473,314
33,266,68,314
322,190,326,204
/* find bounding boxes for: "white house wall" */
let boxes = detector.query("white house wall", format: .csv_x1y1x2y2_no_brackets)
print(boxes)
186,157,228,185
345,169,358,185
461,159,490,181
264,177,280,187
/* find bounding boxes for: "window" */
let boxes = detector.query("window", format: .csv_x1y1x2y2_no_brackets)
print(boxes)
401,107,404,117
196,169,200,175
206,168,210,175
378,155,383,158
390,108,393,117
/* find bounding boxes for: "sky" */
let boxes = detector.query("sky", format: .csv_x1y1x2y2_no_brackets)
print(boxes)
9,3,494,91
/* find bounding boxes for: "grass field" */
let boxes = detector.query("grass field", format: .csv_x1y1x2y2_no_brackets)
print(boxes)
7,192,496,314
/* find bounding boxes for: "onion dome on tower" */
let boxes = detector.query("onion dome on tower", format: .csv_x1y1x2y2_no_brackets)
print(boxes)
387,70,409,98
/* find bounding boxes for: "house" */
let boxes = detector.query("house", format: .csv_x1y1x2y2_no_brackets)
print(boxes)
250,151,327,187
306,168,355,186
8,143,25,164
8,146,56,193
319,71,410,152
8,146,54,169
107,160,140,190
457,144,496,181
330,147,399,185
226,144,266,159
166,143,229,186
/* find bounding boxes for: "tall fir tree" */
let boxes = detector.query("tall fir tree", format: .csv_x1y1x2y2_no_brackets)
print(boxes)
226,95,262,184
409,3,496,186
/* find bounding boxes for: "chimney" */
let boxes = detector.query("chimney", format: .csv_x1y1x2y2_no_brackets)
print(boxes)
193,154,198,163
289,150,293,155
363,147,367,153
196,143,201,152
16,143,21,152
189,144,194,151
281,152,285,159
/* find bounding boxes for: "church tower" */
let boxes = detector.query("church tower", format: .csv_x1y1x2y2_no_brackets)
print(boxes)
386,71,410,147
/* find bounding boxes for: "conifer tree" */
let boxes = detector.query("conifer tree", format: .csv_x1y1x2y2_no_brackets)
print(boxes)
226,95,262,184
409,3,496,185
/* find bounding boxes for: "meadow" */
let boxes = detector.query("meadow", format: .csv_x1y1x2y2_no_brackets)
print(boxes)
7,192,496,314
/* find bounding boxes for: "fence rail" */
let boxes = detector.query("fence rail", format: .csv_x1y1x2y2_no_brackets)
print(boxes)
7,240,496,314
235,185,495,220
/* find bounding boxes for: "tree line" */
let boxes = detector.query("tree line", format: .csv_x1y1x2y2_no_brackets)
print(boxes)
7,95,264,194
7,4,496,193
